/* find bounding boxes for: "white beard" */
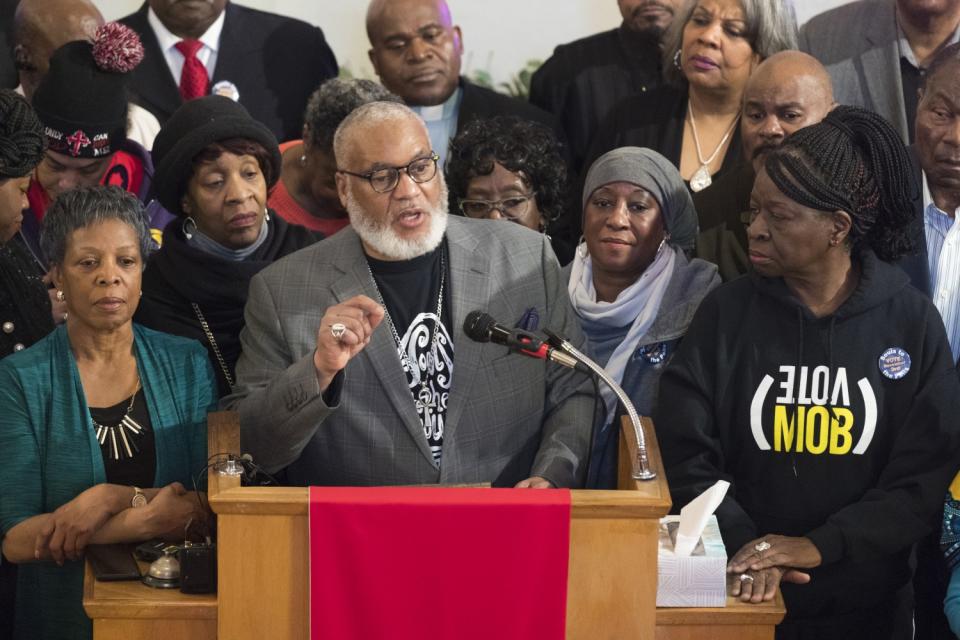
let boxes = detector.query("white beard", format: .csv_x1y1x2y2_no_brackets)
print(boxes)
346,179,449,261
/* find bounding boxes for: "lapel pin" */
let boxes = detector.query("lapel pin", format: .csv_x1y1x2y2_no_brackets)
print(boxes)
211,80,240,102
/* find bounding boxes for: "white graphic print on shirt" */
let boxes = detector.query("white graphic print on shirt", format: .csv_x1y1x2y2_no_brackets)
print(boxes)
397,312,454,462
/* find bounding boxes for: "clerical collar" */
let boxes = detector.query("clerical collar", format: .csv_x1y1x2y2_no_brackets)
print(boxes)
411,87,462,123
187,218,269,261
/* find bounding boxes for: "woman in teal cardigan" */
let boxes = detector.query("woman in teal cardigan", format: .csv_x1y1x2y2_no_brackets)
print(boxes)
0,187,217,640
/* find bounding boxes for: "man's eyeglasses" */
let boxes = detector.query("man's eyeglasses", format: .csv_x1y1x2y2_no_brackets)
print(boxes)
337,153,440,193
459,194,535,221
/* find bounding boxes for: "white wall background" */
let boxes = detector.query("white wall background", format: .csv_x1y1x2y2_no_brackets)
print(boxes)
95,1,853,86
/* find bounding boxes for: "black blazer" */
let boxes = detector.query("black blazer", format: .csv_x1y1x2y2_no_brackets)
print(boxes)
120,2,338,142
584,84,743,184
897,147,930,297
456,78,554,134
0,0,17,89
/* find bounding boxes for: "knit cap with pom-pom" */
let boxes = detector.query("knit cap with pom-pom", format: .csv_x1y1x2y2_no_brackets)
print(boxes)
31,22,143,159
91,23,145,74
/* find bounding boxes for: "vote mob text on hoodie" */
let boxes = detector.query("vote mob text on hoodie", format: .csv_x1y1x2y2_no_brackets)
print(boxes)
654,250,960,620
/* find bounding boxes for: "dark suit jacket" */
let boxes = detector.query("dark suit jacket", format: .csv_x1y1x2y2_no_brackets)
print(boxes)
691,162,752,282
120,2,338,142
529,25,661,177
456,77,554,134
799,0,910,141
898,146,930,296
0,0,17,90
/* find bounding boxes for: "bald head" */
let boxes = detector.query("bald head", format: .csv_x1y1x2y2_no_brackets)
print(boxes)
366,0,454,40
366,0,463,106
13,0,102,99
742,51,836,173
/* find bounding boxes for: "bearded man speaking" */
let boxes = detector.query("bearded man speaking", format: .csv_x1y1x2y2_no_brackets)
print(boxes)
225,102,592,489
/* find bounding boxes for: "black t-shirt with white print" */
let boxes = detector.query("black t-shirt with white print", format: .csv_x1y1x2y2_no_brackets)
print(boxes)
367,242,453,463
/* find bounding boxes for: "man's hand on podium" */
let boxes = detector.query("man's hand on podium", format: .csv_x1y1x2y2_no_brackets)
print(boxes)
515,476,554,489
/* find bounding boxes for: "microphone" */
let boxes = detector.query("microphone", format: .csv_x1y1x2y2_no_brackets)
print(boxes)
463,311,589,373
541,328,656,480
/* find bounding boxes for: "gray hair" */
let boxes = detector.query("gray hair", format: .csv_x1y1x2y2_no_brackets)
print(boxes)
40,185,153,268
662,0,798,86
332,101,429,168
304,78,403,154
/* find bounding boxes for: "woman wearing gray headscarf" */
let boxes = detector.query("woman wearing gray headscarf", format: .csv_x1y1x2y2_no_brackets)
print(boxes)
567,147,720,488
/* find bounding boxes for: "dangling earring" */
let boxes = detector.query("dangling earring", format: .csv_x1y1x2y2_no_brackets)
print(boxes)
264,208,270,222
673,49,682,70
182,216,197,240
657,233,671,255
576,235,588,259
56,290,65,302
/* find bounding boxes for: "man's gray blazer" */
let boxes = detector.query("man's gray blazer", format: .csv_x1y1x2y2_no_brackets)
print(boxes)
799,0,910,140
224,216,593,488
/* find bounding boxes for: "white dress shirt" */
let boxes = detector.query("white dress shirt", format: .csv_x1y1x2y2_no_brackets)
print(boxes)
923,171,960,363
147,7,225,86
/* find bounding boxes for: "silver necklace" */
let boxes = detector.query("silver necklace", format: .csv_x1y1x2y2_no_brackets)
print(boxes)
365,247,446,413
687,100,740,193
91,381,145,461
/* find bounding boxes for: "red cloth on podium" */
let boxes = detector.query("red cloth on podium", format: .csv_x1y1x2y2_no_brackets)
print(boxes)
309,486,571,640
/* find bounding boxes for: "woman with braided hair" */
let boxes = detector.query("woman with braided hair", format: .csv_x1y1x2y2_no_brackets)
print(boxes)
654,105,960,639
0,86,48,640
0,88,51,358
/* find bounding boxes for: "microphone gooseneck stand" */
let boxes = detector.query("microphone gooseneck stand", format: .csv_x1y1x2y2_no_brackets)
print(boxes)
544,329,657,481
463,310,656,481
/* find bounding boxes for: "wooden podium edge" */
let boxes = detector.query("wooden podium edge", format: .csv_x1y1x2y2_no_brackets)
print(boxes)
655,591,787,626
208,411,673,520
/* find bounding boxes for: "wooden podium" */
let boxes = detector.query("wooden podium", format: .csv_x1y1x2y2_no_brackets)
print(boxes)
85,412,784,639
208,412,672,639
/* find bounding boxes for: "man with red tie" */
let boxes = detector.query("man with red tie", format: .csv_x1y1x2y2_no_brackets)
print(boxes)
120,1,338,142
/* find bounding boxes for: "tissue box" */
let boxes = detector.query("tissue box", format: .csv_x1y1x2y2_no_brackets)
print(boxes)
656,515,727,607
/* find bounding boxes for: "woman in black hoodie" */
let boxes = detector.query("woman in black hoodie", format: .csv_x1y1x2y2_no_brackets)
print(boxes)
654,105,960,640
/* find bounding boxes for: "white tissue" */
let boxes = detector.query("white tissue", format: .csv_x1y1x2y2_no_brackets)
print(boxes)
673,480,730,557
